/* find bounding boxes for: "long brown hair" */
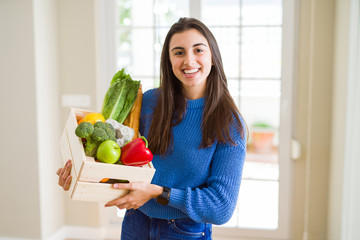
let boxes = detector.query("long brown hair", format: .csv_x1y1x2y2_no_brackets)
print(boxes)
148,17,245,156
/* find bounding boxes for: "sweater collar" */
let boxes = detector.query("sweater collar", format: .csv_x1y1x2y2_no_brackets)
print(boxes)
186,97,205,109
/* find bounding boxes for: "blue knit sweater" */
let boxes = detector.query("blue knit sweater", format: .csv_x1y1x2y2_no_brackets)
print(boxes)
138,88,246,225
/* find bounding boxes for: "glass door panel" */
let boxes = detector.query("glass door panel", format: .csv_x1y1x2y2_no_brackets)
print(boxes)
114,0,288,235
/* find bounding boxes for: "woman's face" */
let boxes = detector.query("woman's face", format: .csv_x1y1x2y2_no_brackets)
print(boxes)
169,28,212,99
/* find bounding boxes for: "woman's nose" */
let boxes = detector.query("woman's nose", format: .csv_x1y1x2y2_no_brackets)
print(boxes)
184,53,196,66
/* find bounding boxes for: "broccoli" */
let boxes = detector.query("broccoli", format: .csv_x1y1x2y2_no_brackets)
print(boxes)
75,122,97,157
92,122,117,142
105,123,117,142
75,121,117,157
75,122,94,138
94,121,106,130
92,128,108,142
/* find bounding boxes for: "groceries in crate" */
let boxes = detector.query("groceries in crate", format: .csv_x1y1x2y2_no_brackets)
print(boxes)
105,119,134,147
75,115,153,166
101,68,141,124
74,68,153,167
75,121,117,157
78,112,105,124
96,140,121,164
120,137,153,167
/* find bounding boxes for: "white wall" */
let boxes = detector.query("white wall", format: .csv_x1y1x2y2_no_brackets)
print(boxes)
0,0,41,238
293,0,335,238
0,0,40,238
327,0,350,239
33,0,65,238
0,0,64,238
340,0,360,238
58,0,103,227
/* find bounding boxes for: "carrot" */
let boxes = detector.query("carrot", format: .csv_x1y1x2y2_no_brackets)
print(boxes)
100,178,109,183
125,85,143,139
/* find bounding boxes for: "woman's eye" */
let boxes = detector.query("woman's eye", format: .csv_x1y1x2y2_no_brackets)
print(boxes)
174,51,184,56
196,48,204,53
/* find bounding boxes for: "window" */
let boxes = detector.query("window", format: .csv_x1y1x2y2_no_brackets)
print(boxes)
97,0,296,238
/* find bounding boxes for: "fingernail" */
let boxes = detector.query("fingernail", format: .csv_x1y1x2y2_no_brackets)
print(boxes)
113,184,118,188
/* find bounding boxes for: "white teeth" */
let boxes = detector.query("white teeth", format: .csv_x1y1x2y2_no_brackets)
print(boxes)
183,68,199,74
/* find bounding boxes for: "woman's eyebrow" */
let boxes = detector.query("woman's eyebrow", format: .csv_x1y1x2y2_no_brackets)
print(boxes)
171,43,208,52
193,43,208,48
171,46,184,52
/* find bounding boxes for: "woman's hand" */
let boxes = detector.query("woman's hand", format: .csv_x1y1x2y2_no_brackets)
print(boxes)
104,182,163,210
56,159,72,191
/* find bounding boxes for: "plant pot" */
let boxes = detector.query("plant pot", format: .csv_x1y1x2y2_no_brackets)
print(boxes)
251,128,275,153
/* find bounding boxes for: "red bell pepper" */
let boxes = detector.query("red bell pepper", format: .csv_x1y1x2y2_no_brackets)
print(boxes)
120,136,153,166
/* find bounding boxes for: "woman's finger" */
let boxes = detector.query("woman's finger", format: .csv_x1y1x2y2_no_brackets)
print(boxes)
63,175,72,191
56,168,62,176
105,194,130,207
112,183,132,190
58,166,66,186
115,201,137,210
62,162,72,180
116,203,127,209
105,199,122,207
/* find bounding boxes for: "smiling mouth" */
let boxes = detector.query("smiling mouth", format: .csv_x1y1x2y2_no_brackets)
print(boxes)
183,68,199,74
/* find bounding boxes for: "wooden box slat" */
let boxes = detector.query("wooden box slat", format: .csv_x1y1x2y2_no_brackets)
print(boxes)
64,108,86,177
59,129,77,194
59,107,156,202
72,182,129,202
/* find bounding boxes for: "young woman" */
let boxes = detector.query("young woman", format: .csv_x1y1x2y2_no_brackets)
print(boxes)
57,17,247,239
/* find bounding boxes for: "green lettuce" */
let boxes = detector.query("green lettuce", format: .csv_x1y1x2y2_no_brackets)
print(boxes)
101,69,140,124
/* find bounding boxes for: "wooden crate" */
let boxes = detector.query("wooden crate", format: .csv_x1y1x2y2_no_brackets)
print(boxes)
59,107,156,202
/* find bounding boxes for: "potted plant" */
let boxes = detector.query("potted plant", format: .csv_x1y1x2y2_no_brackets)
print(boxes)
250,122,275,154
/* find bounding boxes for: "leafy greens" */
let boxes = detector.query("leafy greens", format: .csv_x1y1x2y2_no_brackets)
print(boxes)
101,69,140,124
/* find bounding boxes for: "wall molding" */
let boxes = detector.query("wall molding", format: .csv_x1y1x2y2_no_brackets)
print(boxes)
341,0,360,239
48,225,120,240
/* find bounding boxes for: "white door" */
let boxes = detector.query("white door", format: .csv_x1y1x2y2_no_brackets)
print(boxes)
96,0,297,239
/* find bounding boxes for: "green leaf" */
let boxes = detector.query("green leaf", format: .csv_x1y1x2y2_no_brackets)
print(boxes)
102,69,140,124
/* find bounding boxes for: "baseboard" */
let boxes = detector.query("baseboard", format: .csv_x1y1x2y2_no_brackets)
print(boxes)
47,225,256,240
48,225,120,240
0,237,37,240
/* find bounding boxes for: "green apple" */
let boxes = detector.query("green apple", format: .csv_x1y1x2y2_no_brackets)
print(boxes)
96,140,121,164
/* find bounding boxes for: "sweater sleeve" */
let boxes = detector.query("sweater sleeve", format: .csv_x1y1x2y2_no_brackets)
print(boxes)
167,122,247,225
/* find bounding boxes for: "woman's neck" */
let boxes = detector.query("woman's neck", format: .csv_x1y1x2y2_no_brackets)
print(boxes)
183,86,205,100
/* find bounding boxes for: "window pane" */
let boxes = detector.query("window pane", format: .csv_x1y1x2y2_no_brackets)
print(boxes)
117,0,132,26
117,0,154,27
241,27,282,79
201,0,240,26
117,28,132,70
240,80,281,129
117,28,154,76
210,27,240,78
234,79,280,230
225,180,278,229
228,79,240,108
241,0,282,26
133,77,158,93
154,27,171,77
154,0,189,27
238,180,279,229
132,0,154,26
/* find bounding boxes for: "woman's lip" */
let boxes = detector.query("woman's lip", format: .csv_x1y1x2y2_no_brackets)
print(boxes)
182,68,200,74
182,69,200,79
